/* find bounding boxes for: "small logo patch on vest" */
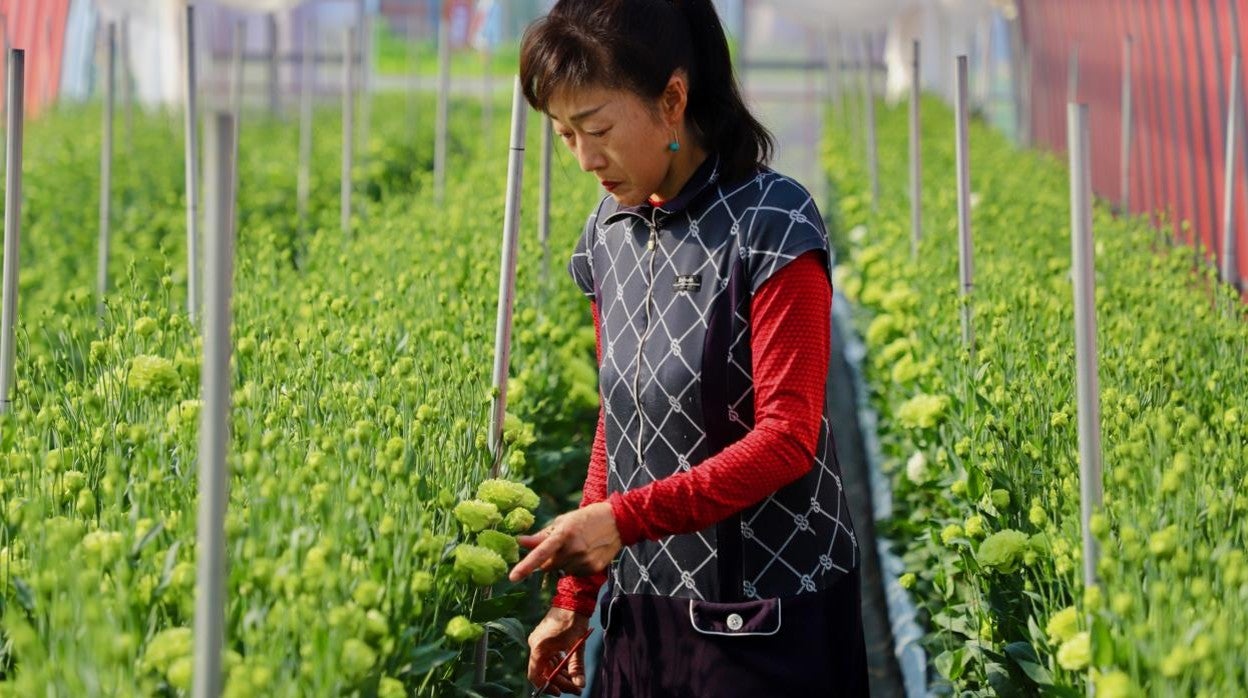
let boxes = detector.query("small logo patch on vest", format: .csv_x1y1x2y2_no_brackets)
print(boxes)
673,274,701,293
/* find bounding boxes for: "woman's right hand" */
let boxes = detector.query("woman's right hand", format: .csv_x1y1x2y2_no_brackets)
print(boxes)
527,606,592,696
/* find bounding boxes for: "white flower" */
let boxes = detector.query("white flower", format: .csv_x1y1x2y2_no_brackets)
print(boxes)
906,451,929,484
849,225,868,244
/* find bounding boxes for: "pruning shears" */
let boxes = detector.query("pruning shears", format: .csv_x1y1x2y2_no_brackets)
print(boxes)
530,628,594,697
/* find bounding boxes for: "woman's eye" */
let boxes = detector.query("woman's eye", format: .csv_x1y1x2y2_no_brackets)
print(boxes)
558,131,574,141
587,128,610,138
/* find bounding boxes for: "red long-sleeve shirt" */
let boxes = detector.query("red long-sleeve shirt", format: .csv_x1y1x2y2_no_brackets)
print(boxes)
551,249,832,616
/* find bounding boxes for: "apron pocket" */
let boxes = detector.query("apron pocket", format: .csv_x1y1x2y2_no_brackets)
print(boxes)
688,597,782,637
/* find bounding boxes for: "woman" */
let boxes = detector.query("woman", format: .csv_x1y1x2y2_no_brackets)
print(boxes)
506,1,868,695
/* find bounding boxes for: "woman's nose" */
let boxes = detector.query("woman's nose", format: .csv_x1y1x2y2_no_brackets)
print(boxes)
575,144,607,173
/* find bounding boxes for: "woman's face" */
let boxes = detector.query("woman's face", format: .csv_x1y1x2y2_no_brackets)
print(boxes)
547,84,677,207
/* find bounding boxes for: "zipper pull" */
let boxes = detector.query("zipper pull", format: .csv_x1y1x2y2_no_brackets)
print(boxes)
647,224,658,251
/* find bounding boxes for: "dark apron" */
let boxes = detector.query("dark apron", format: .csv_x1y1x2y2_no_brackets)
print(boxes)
590,566,869,697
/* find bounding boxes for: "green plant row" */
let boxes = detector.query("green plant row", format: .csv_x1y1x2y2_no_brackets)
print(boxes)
0,92,602,695
825,95,1248,697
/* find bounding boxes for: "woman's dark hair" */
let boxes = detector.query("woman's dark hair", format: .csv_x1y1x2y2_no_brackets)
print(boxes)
519,0,773,183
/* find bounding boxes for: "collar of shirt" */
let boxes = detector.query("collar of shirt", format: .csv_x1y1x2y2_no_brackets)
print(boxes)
603,153,722,226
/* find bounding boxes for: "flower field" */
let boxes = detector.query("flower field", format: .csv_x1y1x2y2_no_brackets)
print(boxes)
826,97,1248,696
0,94,601,695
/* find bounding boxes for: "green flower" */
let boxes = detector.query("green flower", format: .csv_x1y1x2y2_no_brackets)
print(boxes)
1093,670,1137,698
141,627,193,674
975,530,1029,573
1056,631,1090,671
503,507,536,533
1046,606,1079,645
963,515,985,538
898,572,916,589
476,479,539,513
352,580,384,608
453,499,502,533
896,393,950,430
476,529,520,564
134,316,158,337
340,638,377,680
410,570,435,595
445,615,484,643
452,544,507,586
940,524,964,546
379,677,406,698
126,355,180,394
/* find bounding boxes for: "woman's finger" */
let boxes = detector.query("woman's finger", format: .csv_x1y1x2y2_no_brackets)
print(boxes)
566,641,587,688
509,530,565,582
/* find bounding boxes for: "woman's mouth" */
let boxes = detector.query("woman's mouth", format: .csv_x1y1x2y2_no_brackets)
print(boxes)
601,181,622,192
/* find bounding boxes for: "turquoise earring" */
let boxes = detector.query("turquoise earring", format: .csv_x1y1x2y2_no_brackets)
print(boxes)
668,132,680,152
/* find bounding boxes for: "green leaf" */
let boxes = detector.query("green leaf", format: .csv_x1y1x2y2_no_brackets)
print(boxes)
470,589,526,622
483,617,526,648
398,642,458,677
128,521,165,560
1004,641,1053,685
1092,615,1114,667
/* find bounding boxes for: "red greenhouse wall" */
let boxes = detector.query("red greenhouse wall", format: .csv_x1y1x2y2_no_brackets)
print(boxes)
1020,0,1248,287
0,0,69,119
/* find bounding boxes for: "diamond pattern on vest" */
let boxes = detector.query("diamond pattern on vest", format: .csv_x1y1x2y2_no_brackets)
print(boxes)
568,164,857,602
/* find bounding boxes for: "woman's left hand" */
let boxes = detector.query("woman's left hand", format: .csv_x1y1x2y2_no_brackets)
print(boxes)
509,502,622,583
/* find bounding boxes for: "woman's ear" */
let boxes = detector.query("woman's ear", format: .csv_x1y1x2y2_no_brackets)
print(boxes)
660,70,690,127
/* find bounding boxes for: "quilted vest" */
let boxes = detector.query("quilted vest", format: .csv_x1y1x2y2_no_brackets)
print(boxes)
567,154,858,603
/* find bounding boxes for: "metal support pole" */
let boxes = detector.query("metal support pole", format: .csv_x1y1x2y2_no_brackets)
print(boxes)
360,3,373,165
489,76,528,477
1222,54,1243,288
184,6,201,324
480,75,529,688
1120,36,1133,213
435,12,450,205
97,23,116,317
539,117,552,287
954,56,975,352
910,39,922,259
0,49,23,415
298,20,315,236
864,34,879,211
192,109,236,698
342,26,356,237
1067,101,1103,601
1068,44,1080,106
231,20,245,158
266,13,279,118
121,15,133,153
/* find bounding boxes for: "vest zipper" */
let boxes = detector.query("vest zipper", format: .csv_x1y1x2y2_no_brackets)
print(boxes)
633,217,660,468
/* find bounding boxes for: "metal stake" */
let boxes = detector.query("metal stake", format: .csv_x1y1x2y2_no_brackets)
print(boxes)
97,23,116,317
1120,36,1134,213
0,50,24,415
1067,101,1103,602
192,110,237,698
910,39,922,259
954,56,975,352
184,6,201,324
435,11,450,205
539,117,552,288
489,76,529,476
298,19,315,237
1222,54,1242,288
342,26,356,237
863,34,879,210
266,13,279,118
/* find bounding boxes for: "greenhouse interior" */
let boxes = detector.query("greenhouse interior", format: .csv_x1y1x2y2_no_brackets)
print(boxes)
0,0,1244,696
